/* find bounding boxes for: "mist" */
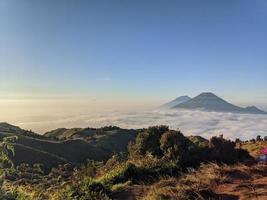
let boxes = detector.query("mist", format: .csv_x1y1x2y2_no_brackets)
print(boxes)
1,99,266,140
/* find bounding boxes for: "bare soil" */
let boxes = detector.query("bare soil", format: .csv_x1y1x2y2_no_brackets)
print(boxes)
216,176,267,200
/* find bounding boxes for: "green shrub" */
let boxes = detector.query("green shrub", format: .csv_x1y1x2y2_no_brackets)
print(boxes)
128,126,169,158
160,130,193,164
66,177,111,200
128,126,197,168
99,157,181,187
98,162,140,185
209,136,241,163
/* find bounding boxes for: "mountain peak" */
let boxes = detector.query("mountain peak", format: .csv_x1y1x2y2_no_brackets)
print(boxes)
244,106,267,114
171,92,267,114
197,92,219,98
174,95,190,100
160,95,191,109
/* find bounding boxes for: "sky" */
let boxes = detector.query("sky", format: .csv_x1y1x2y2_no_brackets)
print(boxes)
0,0,267,106
0,0,267,137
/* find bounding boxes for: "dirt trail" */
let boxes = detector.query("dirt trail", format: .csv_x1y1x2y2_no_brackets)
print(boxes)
112,185,150,200
113,164,267,200
216,176,267,200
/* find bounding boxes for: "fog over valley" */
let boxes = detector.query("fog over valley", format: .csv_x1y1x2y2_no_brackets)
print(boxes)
1,99,266,140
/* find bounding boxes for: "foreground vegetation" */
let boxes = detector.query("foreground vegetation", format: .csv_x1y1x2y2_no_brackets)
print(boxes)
0,124,266,200
143,163,267,200
239,140,267,158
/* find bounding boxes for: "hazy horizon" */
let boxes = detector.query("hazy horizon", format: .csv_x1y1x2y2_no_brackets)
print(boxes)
1,94,267,140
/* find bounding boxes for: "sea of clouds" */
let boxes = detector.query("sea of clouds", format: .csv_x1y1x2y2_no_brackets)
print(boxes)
16,109,267,140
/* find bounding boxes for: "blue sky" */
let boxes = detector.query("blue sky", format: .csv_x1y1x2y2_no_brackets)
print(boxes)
1,0,267,105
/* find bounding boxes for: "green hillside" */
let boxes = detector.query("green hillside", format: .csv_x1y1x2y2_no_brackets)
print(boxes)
0,123,137,170
15,136,109,163
0,123,213,171
11,144,68,171
89,129,137,153
44,128,83,139
44,126,137,156
0,122,50,140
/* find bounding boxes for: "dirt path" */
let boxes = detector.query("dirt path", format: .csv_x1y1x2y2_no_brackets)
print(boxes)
112,164,267,200
112,185,150,200
216,176,267,200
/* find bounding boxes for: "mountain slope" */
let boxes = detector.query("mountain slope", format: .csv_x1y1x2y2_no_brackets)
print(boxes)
14,136,109,163
44,126,138,155
0,123,137,170
160,96,191,109
11,144,68,172
243,106,267,114
44,128,82,139
172,92,266,114
173,92,243,112
0,122,49,139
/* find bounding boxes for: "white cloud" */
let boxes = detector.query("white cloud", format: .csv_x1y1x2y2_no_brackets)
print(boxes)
16,109,267,140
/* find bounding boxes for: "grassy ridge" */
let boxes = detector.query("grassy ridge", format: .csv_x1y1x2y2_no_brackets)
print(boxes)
0,123,137,170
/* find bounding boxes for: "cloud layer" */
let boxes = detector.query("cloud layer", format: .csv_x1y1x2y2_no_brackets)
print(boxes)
16,109,267,140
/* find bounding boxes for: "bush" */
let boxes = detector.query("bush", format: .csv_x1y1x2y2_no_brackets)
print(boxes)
98,162,140,185
128,126,197,167
160,130,192,164
208,136,252,164
66,177,111,200
98,156,181,187
128,126,169,158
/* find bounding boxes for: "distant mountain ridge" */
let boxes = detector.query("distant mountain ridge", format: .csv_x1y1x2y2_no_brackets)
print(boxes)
162,92,267,114
160,96,191,109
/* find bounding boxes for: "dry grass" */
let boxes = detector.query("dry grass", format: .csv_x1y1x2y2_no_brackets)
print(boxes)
142,163,267,200
143,163,226,200
221,163,267,181
240,141,267,158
